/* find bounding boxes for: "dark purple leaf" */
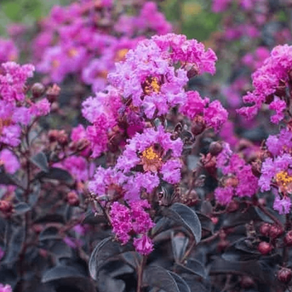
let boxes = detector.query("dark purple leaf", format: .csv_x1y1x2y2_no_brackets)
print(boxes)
37,168,74,186
89,237,132,280
3,221,25,264
175,258,207,279
163,203,201,244
144,265,184,292
172,232,189,262
39,226,60,241
30,152,49,173
13,203,31,215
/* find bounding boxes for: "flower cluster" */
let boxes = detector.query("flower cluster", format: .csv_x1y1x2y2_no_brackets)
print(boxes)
258,128,292,214
110,200,154,255
34,1,171,89
0,62,50,147
0,284,12,292
214,143,258,205
0,38,18,63
238,45,292,123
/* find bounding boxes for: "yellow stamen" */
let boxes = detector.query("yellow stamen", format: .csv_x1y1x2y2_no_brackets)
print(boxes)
115,49,129,62
67,48,78,58
144,77,160,95
142,147,159,161
52,60,60,68
275,171,292,187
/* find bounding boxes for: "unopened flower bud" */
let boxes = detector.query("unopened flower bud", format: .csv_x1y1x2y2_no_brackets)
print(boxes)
217,239,229,252
241,276,254,288
269,225,283,239
284,230,292,246
259,223,271,237
31,83,45,98
191,116,206,136
57,130,68,146
48,130,59,142
226,200,239,213
46,84,60,102
209,141,223,156
277,267,292,284
258,241,272,255
187,65,199,79
251,160,262,177
0,200,13,213
200,153,216,175
67,191,80,206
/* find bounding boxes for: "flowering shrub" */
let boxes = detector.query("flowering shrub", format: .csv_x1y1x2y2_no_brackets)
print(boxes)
2,0,292,291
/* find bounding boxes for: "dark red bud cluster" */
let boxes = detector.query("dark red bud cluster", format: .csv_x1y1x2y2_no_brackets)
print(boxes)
284,230,292,246
257,241,272,255
240,276,254,288
67,191,80,206
259,223,282,239
226,200,239,213
209,141,223,156
0,200,13,213
48,130,68,146
277,267,292,284
46,84,61,102
200,153,216,176
31,83,46,98
191,116,206,136
180,189,198,206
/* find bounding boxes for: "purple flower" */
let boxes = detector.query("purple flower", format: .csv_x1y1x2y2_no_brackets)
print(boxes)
116,126,183,185
133,234,154,255
110,202,132,244
0,149,19,174
0,284,12,292
273,195,291,214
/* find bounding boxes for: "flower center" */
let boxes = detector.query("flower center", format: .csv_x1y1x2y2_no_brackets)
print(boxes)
52,59,60,68
143,77,161,95
142,147,159,161
115,49,129,62
67,48,78,58
140,146,162,172
275,171,292,188
0,118,11,135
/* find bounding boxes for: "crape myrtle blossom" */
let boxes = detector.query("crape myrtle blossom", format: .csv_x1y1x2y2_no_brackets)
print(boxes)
110,200,154,255
180,91,228,132
152,33,217,75
82,86,123,157
258,128,292,214
116,126,183,185
238,45,292,123
214,143,258,205
0,62,51,147
34,0,171,88
109,38,189,119
0,149,20,174
109,33,218,119
0,284,12,292
89,166,160,202
259,154,292,214
0,38,18,63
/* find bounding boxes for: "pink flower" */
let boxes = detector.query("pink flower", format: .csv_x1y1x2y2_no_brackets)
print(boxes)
0,149,20,174
273,195,291,215
116,126,183,184
110,202,133,245
133,235,153,255
238,44,292,123
0,284,12,292
215,143,258,204
0,38,18,63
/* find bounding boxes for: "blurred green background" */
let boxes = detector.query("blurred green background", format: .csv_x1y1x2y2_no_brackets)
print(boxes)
0,0,221,41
